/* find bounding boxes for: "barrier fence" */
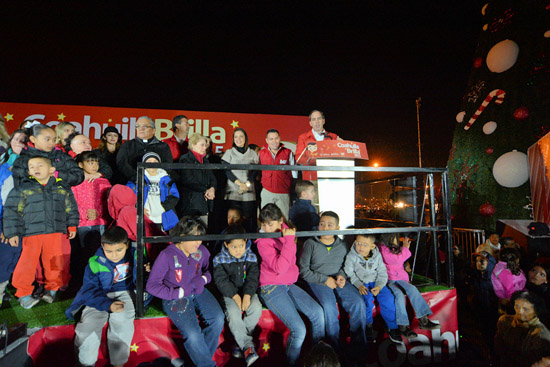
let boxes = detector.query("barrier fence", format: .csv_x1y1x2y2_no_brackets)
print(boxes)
135,162,453,317
452,227,485,259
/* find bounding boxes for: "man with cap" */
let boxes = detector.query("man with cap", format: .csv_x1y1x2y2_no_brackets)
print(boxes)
163,115,190,162
116,116,172,183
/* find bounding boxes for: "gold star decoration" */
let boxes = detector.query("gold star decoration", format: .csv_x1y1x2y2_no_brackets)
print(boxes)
4,113,13,122
231,120,239,128
130,343,139,352
108,118,112,123
261,342,270,352
57,113,66,121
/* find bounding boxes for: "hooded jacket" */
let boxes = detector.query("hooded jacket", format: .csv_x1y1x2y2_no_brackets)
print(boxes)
146,243,211,300
107,184,163,242
65,246,135,319
344,245,388,290
471,253,497,311
3,176,79,238
126,168,179,231
299,236,347,284
213,241,259,298
491,261,527,300
12,145,84,187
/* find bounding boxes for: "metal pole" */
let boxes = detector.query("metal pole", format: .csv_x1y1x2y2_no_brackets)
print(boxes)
136,166,145,318
442,170,454,287
416,97,422,168
428,173,440,285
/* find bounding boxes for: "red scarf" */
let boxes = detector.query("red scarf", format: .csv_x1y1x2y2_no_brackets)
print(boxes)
191,150,206,163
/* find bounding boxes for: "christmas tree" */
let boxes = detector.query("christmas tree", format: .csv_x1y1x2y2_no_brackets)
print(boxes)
448,0,550,230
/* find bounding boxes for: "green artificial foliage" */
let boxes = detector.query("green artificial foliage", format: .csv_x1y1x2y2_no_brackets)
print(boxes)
447,0,550,230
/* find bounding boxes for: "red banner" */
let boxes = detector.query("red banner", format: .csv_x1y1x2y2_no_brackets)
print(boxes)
27,289,457,366
0,102,309,153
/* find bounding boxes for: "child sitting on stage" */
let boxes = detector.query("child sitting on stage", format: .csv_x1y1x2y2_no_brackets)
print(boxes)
344,233,402,344
213,224,261,366
298,211,368,360
66,226,136,367
146,217,224,367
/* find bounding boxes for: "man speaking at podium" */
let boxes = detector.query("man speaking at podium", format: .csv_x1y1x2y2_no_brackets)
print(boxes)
295,110,342,181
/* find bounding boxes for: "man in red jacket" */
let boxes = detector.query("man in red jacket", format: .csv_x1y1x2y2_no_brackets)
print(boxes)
163,115,190,162
295,110,341,181
258,129,297,218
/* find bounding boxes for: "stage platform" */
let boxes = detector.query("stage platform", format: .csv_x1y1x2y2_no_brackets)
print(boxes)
0,285,457,367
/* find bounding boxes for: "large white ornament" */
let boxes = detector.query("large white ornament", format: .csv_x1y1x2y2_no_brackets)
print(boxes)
483,121,497,135
486,39,519,73
492,150,529,188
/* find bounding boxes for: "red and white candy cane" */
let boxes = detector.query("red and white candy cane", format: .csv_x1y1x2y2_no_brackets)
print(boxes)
464,89,506,130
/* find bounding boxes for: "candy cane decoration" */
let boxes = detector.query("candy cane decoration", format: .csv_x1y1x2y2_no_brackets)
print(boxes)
464,89,506,130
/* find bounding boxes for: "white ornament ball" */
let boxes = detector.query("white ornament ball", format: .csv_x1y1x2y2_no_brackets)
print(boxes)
492,150,529,188
456,111,466,123
483,121,497,135
486,39,519,73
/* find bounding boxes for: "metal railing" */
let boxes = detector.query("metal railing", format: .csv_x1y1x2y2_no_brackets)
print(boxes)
452,228,485,260
135,163,453,317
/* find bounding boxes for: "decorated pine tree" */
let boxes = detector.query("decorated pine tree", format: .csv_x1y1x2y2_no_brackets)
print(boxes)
447,0,550,230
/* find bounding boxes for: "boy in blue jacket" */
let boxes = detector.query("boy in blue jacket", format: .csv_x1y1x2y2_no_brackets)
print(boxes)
289,180,319,232
66,226,135,367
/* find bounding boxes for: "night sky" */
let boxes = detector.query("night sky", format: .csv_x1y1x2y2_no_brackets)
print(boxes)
1,1,483,168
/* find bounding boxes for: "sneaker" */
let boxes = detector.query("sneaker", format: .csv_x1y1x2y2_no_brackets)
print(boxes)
244,347,259,366
388,329,403,344
398,325,418,338
41,290,57,304
32,284,45,298
232,345,244,359
365,323,376,342
418,316,440,330
19,295,39,309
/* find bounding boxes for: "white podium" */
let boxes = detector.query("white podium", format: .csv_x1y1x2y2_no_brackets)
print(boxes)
317,159,356,230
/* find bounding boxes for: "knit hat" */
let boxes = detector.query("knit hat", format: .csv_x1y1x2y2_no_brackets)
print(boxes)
142,151,161,163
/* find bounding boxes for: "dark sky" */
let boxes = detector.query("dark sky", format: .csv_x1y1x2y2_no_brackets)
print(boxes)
1,1,483,168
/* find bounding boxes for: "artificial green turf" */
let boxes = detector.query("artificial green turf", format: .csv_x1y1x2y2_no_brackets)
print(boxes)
0,286,167,329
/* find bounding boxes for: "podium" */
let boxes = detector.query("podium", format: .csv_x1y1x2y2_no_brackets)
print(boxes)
297,140,369,230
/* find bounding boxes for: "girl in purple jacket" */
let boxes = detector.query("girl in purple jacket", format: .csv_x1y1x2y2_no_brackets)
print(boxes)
378,232,440,340
146,217,224,367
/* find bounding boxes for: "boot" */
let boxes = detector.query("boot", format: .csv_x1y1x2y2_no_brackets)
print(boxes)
398,325,417,338
365,323,376,342
418,316,440,330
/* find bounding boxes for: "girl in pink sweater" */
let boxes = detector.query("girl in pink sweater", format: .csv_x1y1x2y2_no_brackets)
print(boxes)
378,232,440,340
256,203,325,367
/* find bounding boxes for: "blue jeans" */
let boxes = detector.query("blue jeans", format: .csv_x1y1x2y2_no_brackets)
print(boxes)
362,282,397,330
162,289,225,367
387,280,432,326
307,282,367,353
260,284,325,366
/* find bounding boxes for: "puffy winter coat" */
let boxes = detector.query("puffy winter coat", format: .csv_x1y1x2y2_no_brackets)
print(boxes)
177,151,216,216
3,176,79,238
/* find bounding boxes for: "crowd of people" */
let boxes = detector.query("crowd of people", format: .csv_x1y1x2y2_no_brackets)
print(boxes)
0,110,549,367
454,233,550,367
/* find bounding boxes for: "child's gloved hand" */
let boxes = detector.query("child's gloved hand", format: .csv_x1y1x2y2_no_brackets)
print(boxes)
110,300,125,313
358,284,369,295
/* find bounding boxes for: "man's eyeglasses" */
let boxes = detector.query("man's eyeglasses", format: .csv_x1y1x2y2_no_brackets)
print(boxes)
136,125,153,129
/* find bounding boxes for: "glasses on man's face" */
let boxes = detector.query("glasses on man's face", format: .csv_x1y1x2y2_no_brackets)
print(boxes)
136,125,153,130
